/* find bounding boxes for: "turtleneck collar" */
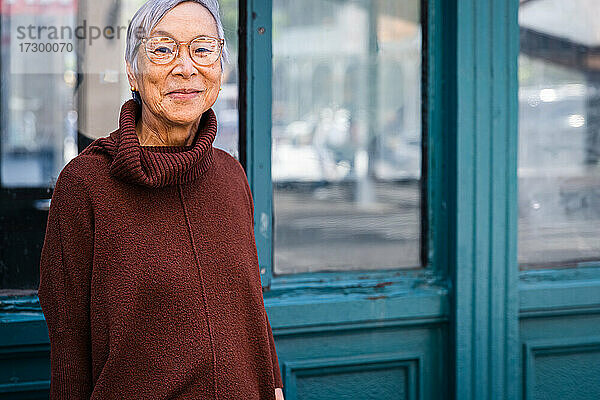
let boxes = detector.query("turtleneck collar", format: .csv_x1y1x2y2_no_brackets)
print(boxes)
85,99,217,188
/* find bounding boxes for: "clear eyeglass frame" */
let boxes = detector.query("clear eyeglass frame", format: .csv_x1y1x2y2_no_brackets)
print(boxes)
141,34,225,66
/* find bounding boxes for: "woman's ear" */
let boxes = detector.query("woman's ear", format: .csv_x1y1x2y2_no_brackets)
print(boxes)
126,62,138,91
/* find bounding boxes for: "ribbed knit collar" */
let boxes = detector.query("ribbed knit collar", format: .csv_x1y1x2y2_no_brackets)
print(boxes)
86,99,217,188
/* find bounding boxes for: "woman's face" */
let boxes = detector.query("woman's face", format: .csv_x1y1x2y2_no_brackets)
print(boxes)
127,2,222,126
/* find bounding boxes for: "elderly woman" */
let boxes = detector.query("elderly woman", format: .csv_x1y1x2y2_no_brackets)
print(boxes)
38,1,284,399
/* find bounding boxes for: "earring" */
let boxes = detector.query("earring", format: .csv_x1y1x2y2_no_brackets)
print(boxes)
131,89,142,105
219,87,222,91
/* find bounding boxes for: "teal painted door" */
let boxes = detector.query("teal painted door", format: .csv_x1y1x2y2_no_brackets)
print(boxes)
247,0,447,397
246,0,519,399
247,0,599,399
517,1,600,399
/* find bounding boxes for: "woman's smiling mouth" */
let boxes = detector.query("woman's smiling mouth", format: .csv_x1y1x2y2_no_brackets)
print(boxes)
167,89,204,100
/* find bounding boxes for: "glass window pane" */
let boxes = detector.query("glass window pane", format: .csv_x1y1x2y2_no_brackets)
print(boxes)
1,0,239,188
1,1,78,188
272,0,422,274
518,0,600,269
0,0,238,291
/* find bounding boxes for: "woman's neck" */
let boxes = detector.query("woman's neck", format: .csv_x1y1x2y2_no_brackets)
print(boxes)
136,106,201,147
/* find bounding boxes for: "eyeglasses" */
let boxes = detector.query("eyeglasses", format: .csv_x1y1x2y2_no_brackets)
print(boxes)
141,35,224,66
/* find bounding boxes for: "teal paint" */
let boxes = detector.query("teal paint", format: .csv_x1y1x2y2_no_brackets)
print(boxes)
523,336,600,400
283,353,422,400
264,266,450,399
425,0,453,277
272,320,446,400
519,267,600,399
520,267,600,317
520,313,600,400
242,0,273,287
0,314,49,399
265,278,448,332
450,0,520,399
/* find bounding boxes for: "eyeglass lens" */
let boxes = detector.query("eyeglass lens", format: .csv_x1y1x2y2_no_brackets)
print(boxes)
145,36,220,65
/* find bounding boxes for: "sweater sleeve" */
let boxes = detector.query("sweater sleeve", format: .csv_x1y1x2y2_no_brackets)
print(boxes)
38,167,95,399
238,164,284,389
265,312,284,388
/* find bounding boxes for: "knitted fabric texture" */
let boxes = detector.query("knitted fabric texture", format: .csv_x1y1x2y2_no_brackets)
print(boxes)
38,99,283,399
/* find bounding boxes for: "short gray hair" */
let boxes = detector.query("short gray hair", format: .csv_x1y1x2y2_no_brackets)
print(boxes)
125,0,230,74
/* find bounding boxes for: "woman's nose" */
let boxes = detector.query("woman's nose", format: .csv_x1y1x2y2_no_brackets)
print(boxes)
172,46,198,78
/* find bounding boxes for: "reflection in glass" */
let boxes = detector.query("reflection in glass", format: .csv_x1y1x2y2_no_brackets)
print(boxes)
272,0,422,274
0,2,77,187
0,0,238,291
519,0,600,268
0,0,239,189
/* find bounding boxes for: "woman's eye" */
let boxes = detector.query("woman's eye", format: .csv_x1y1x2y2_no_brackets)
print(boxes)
195,48,210,54
154,46,172,54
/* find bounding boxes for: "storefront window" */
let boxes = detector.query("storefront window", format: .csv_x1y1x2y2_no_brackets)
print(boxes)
0,0,238,290
272,0,422,274
1,0,77,188
518,0,600,268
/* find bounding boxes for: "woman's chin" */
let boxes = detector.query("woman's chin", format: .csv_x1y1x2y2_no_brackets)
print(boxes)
166,115,204,126
164,105,205,123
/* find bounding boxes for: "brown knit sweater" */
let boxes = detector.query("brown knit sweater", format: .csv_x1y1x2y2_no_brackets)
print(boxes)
38,99,283,399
